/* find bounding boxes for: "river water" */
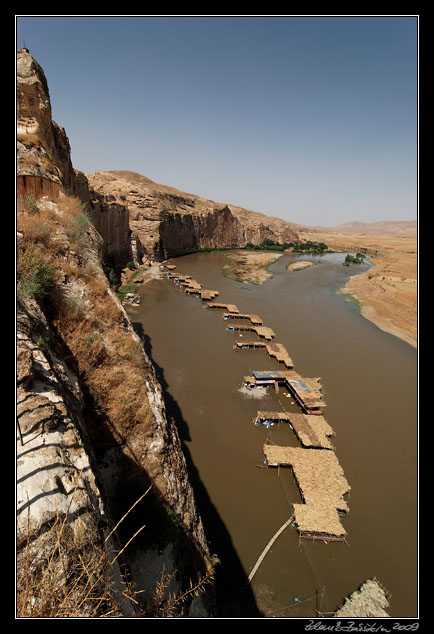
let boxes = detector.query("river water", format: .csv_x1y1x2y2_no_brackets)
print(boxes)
128,251,418,619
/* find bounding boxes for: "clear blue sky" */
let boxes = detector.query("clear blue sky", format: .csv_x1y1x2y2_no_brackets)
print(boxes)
16,15,418,227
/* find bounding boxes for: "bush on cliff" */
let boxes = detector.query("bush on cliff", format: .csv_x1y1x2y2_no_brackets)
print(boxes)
17,246,55,304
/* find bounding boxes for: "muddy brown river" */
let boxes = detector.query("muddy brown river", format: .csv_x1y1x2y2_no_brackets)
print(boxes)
128,251,418,618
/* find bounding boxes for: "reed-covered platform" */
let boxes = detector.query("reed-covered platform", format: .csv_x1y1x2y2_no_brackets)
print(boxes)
233,340,294,367
263,445,351,541
227,324,276,340
243,370,326,414
289,413,335,449
334,578,391,618
253,411,334,449
223,312,263,325
200,290,220,300
253,411,291,427
207,302,240,313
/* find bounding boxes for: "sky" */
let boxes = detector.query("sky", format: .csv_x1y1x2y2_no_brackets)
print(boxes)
16,15,418,227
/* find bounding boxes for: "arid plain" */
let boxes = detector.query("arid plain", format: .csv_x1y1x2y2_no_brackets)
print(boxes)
301,230,417,348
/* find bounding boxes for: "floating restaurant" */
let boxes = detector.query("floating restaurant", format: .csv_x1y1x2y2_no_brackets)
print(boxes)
200,290,220,301
233,340,294,368
227,324,276,341
243,370,326,414
333,578,391,618
207,302,240,313
223,312,263,325
263,445,351,541
253,411,335,449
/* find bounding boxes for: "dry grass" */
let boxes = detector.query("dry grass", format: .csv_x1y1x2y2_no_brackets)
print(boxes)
16,472,128,618
17,192,156,438
17,479,214,618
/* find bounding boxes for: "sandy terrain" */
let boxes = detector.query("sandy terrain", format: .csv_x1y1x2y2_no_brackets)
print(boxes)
302,232,417,348
223,251,283,284
287,261,315,271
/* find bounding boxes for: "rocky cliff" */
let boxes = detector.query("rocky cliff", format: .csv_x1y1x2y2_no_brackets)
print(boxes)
86,170,299,263
16,49,215,617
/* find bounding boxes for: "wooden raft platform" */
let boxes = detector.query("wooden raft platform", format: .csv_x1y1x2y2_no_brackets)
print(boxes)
289,413,335,449
180,279,202,290
334,578,391,618
254,411,291,426
167,273,191,281
263,445,350,540
227,324,276,340
223,312,263,325
200,290,219,301
207,302,240,313
233,340,294,368
243,370,326,414
253,411,335,449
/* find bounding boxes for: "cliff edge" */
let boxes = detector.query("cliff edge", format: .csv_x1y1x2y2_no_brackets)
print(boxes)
16,48,215,617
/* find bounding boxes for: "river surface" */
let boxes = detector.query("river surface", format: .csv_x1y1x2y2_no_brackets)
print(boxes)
128,251,418,619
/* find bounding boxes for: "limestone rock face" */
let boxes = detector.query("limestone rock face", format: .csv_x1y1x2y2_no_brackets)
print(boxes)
86,170,300,261
17,48,76,194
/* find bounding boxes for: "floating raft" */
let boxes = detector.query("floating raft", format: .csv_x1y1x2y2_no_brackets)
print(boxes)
227,324,276,341
200,290,219,301
254,411,290,427
207,302,240,313
254,411,334,449
289,413,335,449
334,578,391,618
167,273,191,281
234,340,294,368
223,312,263,325
263,445,350,541
243,370,326,414
121,293,141,306
180,279,202,290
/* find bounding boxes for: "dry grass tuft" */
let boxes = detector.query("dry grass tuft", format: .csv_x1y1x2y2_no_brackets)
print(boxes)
16,472,130,618
17,482,214,618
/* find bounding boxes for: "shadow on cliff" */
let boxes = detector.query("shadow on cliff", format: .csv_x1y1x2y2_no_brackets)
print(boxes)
133,321,263,618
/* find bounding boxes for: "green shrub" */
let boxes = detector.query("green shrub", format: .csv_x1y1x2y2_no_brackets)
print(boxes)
17,247,55,303
66,206,92,251
21,192,39,213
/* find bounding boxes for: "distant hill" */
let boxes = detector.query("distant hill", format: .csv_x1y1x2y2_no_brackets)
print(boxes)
297,220,417,238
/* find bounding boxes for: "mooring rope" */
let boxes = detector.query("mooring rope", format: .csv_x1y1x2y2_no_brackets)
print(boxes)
247,514,295,584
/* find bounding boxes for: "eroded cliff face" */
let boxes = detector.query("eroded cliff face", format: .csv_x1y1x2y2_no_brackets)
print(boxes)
16,49,215,616
16,196,215,616
85,170,300,263
17,48,76,194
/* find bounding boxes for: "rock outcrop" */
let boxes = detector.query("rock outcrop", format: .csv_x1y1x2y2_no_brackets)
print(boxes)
85,170,300,263
17,49,215,617
17,48,76,194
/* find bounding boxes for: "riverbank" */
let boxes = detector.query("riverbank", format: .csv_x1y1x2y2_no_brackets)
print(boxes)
302,232,417,348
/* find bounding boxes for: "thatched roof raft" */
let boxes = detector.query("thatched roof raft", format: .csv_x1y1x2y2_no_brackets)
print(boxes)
289,413,335,449
263,445,350,538
334,578,391,618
